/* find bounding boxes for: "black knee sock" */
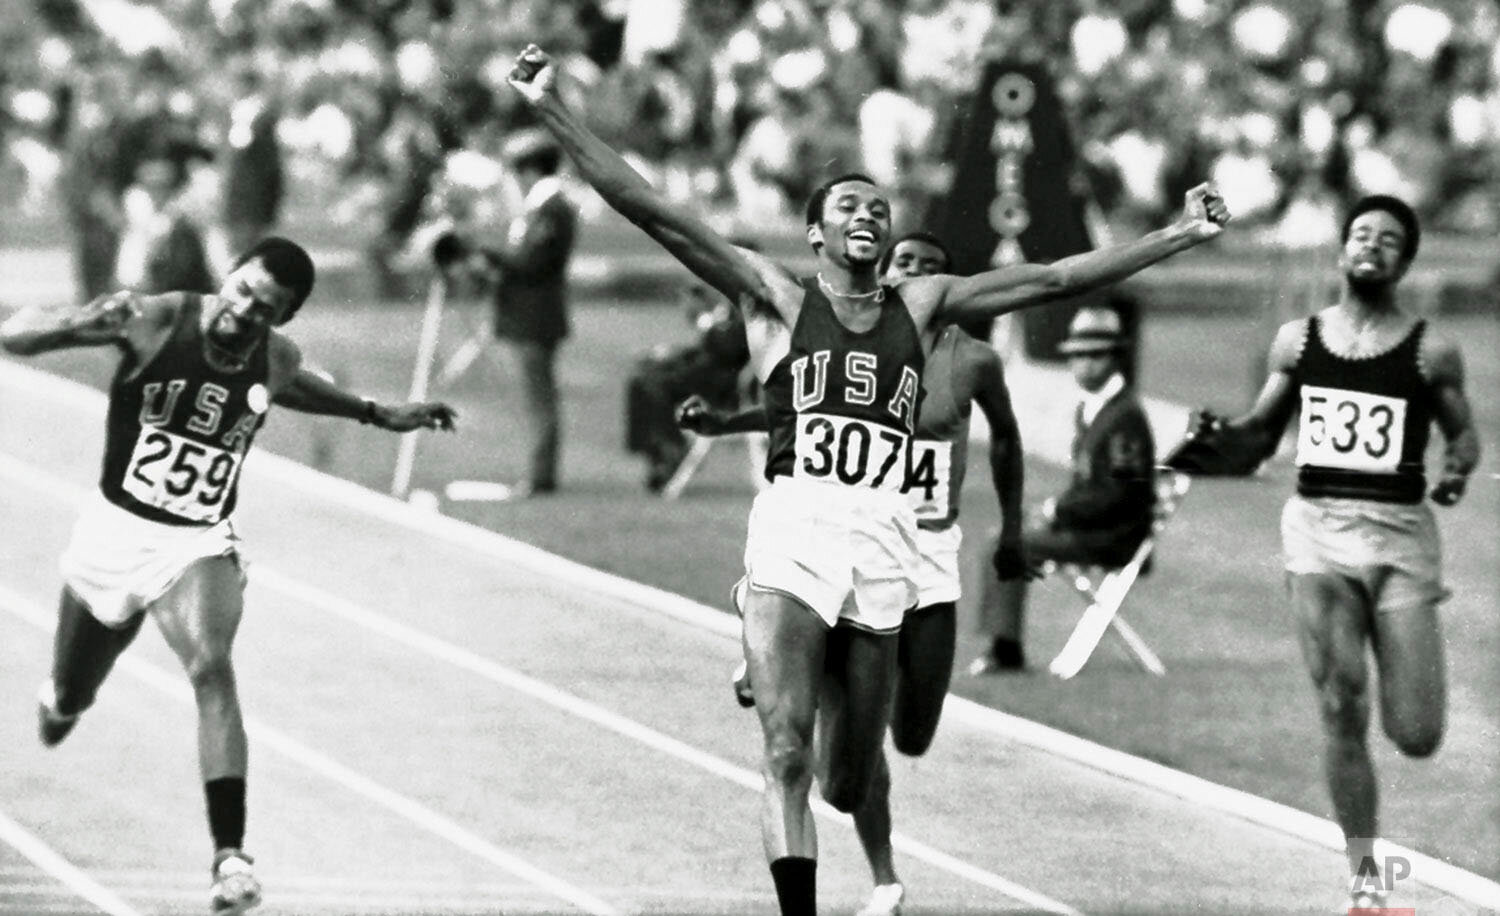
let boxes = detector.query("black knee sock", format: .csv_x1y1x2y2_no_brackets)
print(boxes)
769,856,816,916
205,778,246,851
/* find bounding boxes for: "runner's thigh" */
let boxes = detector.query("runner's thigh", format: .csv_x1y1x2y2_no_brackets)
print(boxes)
743,587,827,746
891,603,955,755
150,555,247,668
817,625,899,800
1370,595,1445,752
1289,572,1372,699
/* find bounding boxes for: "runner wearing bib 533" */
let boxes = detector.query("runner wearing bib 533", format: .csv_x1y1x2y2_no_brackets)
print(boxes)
1193,195,1479,911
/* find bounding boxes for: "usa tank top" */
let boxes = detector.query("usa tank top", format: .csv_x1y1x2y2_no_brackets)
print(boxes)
100,295,272,525
762,279,924,491
1290,314,1433,504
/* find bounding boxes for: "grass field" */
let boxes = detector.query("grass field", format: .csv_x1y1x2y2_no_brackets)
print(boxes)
5,238,1497,891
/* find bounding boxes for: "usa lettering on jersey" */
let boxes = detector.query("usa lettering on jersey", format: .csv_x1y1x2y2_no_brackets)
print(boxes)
789,349,920,432
122,378,262,523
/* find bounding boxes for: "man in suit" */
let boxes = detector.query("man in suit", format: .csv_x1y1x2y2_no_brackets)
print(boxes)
490,127,578,496
970,304,1156,672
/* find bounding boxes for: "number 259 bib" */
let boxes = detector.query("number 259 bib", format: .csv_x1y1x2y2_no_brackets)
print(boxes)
793,413,909,492
1295,385,1406,473
122,427,244,523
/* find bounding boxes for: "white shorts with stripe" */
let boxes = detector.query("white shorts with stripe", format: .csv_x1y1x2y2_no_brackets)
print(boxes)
742,476,919,633
60,494,245,627
912,523,962,609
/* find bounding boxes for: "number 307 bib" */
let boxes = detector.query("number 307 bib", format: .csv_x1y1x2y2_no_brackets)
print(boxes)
121,427,245,523
1295,385,1406,473
793,413,910,493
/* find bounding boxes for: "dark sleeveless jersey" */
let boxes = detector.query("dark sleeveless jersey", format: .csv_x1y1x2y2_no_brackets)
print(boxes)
100,295,272,525
762,279,924,491
903,326,973,529
1290,315,1433,504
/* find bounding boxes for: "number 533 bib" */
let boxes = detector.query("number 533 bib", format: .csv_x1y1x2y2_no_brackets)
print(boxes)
1295,385,1406,474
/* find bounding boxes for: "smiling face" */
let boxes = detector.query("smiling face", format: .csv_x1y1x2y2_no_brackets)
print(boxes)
207,257,296,358
808,179,892,269
1339,209,1412,292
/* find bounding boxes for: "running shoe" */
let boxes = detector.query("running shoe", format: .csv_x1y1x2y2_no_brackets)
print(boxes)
731,660,755,708
856,882,905,916
36,681,79,748
1347,886,1388,912
210,848,262,914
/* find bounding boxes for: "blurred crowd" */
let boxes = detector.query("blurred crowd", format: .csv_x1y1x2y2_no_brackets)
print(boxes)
1,0,1497,292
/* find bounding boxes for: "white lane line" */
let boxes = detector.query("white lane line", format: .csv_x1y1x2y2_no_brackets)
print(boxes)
0,452,1080,916
0,807,144,916
0,586,619,916
5,357,1499,910
252,569,1080,915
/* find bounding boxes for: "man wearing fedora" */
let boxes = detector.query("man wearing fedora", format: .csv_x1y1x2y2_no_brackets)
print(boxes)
489,126,578,497
970,302,1156,672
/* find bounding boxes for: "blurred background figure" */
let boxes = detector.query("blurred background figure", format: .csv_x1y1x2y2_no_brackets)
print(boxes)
114,137,215,295
626,279,751,492
218,60,284,261
488,127,578,498
970,302,1156,674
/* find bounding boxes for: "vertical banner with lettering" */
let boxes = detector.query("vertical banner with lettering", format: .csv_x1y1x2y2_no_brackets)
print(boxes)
927,60,1101,362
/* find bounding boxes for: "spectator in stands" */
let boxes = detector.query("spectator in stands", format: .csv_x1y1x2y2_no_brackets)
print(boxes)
219,62,284,260
115,139,215,296
969,303,1155,673
58,67,128,300
488,128,578,498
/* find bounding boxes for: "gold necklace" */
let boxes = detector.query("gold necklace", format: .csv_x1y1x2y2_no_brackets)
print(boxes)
818,273,884,302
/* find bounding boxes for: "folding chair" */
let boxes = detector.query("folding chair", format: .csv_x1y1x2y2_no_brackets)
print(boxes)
1047,467,1192,679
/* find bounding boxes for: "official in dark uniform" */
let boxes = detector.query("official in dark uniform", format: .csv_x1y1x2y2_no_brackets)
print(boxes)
491,128,577,496
971,304,1156,672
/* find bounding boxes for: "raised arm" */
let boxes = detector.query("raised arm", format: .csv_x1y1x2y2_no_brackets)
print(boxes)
1425,335,1479,506
1,291,145,356
919,184,1229,324
268,338,456,433
506,46,794,319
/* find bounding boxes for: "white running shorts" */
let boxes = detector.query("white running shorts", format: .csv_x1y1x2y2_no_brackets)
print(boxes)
60,495,245,627
742,476,919,633
911,522,962,610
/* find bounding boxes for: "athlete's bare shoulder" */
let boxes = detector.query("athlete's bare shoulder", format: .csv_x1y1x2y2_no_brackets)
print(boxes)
1267,316,1310,373
1418,323,1465,388
264,332,304,394
733,245,803,322
889,273,946,329
119,292,191,355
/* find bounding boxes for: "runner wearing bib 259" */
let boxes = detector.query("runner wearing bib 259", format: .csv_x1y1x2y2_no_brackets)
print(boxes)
1,237,456,916
1190,195,1479,912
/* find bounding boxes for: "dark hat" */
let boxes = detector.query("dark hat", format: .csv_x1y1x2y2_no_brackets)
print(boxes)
1058,306,1127,356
